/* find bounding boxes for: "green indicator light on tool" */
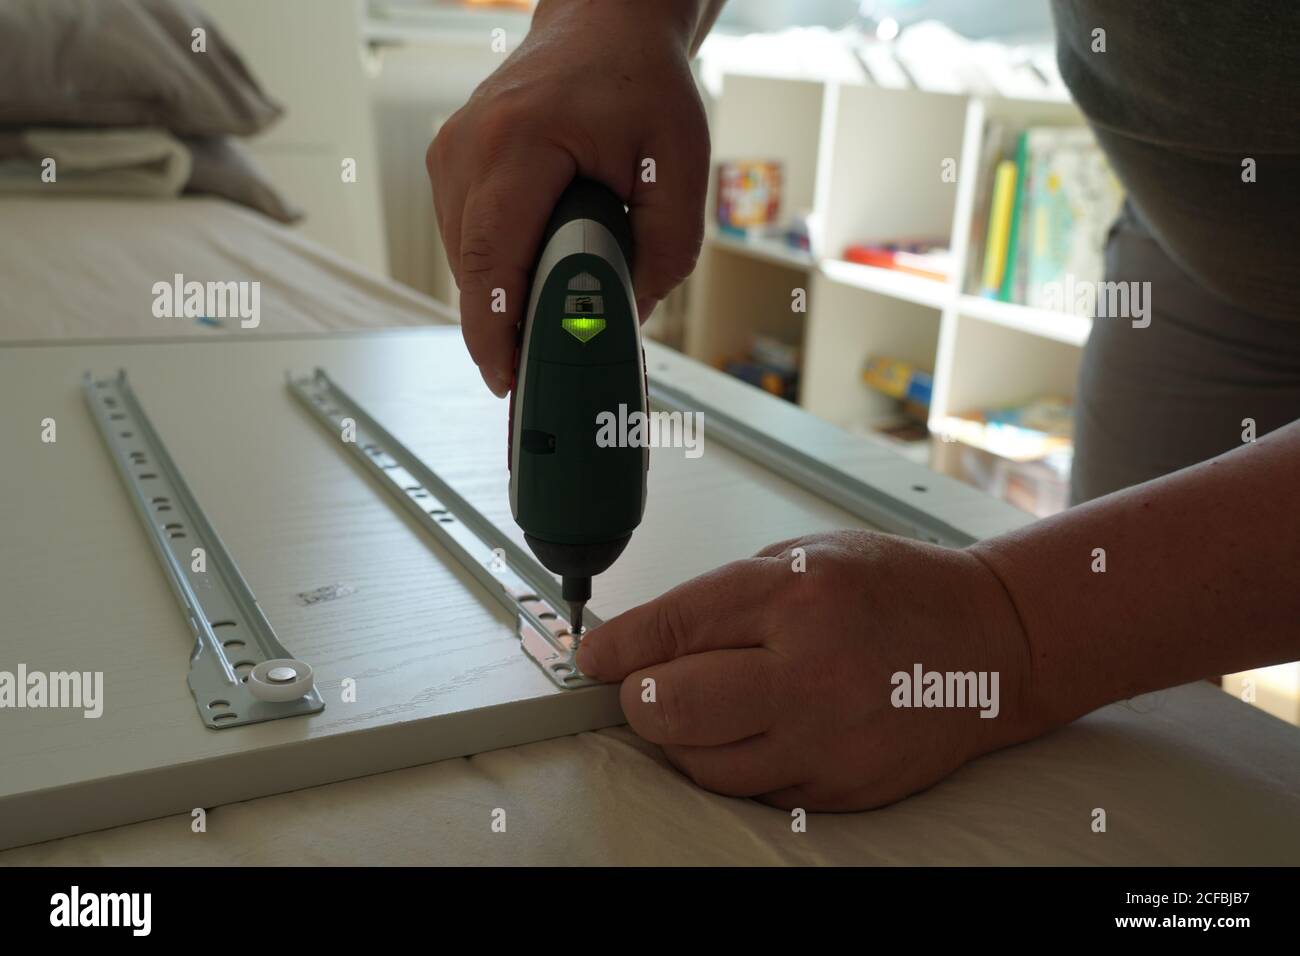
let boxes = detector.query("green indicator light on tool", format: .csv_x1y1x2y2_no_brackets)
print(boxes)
561,317,606,343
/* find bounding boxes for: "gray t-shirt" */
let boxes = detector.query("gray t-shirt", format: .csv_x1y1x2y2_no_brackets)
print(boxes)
1051,1,1299,321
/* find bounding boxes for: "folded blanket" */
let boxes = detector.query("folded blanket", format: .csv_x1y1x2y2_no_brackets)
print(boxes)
0,128,191,197
0,128,301,223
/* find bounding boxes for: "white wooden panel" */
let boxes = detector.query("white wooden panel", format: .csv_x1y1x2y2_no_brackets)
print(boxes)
5,328,1012,848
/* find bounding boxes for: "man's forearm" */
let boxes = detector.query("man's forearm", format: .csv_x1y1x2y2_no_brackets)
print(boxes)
972,419,1300,726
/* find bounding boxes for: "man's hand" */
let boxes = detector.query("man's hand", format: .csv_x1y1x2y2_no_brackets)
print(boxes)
427,0,712,397
576,530,1043,811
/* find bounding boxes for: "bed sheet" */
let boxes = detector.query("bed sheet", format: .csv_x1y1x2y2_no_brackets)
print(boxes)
0,195,448,340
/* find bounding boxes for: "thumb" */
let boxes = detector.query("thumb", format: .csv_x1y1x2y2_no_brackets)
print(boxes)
628,132,709,323
456,152,575,395
576,558,777,681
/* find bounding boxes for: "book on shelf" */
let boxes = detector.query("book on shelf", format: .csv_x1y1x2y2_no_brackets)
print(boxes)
999,130,1029,302
952,445,1072,518
979,160,1018,296
964,118,1012,296
975,125,1125,311
716,160,782,231
843,240,952,282
935,396,1073,463
718,333,800,403
943,396,1074,518
862,355,933,408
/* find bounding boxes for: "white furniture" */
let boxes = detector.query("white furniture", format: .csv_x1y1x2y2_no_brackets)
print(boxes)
684,73,1087,465
3,324,1014,848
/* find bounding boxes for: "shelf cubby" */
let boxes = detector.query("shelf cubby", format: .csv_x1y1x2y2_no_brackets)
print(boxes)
681,71,1094,491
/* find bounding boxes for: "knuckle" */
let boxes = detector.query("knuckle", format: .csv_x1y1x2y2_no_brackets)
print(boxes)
457,231,500,287
777,558,820,604
766,535,810,560
651,596,691,662
795,537,850,579
810,548,852,588
425,138,439,178
476,91,533,158
428,112,463,175
425,133,444,178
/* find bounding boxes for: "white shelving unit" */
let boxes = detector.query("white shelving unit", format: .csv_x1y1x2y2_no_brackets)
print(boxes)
682,71,1090,479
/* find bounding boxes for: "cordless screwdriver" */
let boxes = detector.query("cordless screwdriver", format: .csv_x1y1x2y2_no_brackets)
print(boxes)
507,177,649,639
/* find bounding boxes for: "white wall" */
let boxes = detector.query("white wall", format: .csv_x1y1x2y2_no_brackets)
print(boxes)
367,41,504,302
199,0,390,274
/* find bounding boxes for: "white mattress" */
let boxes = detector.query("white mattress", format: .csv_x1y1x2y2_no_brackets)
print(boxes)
0,195,448,340
2,195,1298,865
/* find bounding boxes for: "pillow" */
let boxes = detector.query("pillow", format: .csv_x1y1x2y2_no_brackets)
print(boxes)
0,0,282,136
185,137,302,223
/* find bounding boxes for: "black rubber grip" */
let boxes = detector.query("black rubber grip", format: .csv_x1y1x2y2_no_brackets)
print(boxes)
537,177,634,270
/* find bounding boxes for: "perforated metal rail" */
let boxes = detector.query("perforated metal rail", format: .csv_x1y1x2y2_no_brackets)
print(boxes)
288,369,599,690
646,379,976,548
84,371,325,728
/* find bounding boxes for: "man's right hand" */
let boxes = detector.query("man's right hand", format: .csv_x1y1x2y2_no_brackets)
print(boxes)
427,0,713,397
